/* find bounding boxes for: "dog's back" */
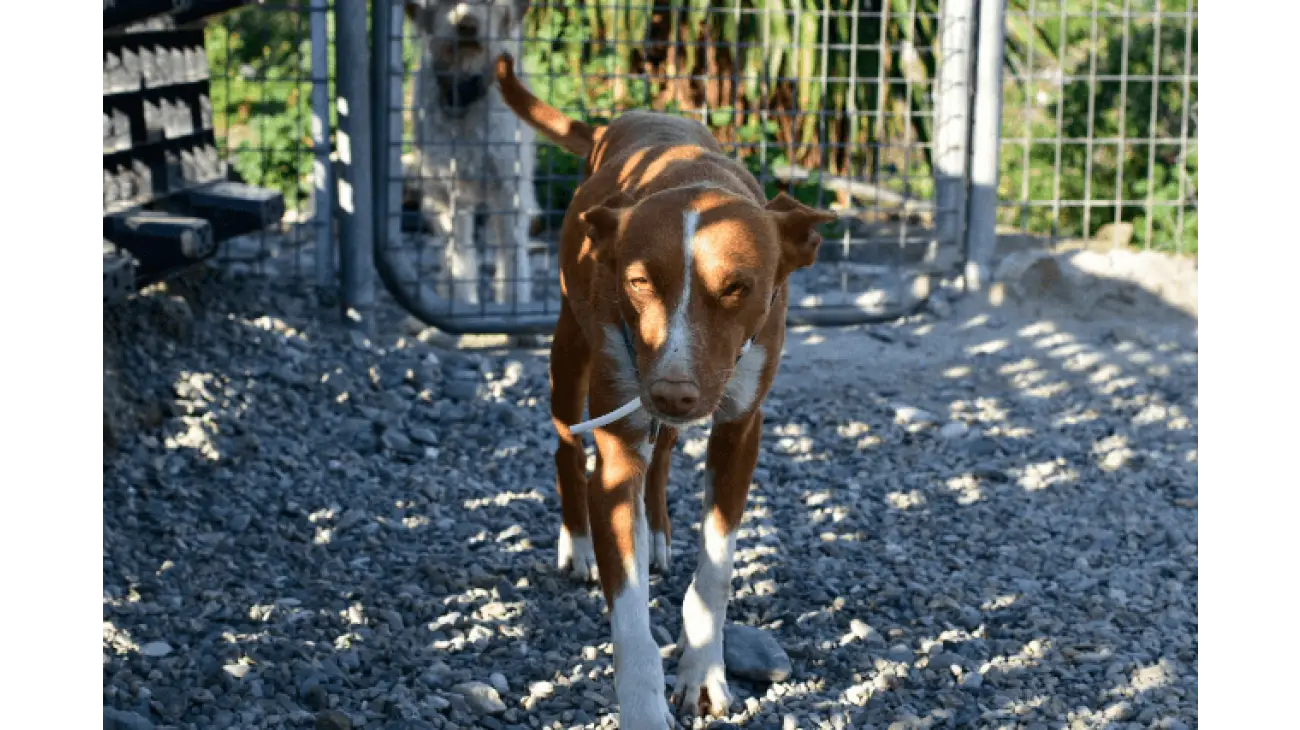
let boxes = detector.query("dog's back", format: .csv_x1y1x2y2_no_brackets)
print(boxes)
495,55,764,208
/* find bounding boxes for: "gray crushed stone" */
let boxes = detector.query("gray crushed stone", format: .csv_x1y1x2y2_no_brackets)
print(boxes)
104,267,1197,729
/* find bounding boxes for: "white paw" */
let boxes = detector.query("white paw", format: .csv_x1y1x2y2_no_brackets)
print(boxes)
557,527,598,582
672,648,733,718
617,685,675,730
650,531,671,574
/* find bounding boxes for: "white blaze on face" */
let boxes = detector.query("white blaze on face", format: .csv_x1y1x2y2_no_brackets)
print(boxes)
655,209,699,381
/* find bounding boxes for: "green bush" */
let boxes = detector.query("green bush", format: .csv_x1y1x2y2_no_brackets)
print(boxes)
1000,0,1197,253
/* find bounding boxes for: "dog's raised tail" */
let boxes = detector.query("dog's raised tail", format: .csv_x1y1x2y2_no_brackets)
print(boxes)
495,53,594,158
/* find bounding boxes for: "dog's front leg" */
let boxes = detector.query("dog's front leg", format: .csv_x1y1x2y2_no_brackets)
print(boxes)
487,187,532,307
446,207,480,304
588,424,674,730
673,408,764,718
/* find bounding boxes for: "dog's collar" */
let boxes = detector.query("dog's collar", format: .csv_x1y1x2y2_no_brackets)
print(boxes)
617,288,776,442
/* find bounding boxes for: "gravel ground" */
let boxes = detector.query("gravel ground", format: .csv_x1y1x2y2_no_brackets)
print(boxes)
104,263,1197,730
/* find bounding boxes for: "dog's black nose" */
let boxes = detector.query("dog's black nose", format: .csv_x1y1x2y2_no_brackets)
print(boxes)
455,18,479,41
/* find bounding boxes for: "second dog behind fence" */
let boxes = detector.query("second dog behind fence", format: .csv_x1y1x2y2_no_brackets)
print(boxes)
404,0,538,307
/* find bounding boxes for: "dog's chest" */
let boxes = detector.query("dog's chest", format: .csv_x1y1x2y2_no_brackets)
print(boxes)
413,87,531,197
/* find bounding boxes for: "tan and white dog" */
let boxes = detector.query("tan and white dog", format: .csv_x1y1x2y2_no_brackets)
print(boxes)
406,0,537,306
496,55,836,728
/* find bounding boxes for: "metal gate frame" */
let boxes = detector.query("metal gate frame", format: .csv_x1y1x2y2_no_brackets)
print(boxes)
351,0,1012,334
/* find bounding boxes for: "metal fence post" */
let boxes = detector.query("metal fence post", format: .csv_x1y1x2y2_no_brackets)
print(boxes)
310,0,336,294
372,0,404,310
935,0,975,262
335,0,376,328
966,0,1007,292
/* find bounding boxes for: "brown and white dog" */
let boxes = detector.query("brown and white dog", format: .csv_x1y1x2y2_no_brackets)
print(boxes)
495,54,836,728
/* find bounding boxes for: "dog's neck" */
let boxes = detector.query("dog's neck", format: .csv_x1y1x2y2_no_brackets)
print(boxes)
433,72,490,117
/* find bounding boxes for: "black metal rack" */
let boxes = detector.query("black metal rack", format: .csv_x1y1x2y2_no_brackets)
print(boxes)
103,0,285,303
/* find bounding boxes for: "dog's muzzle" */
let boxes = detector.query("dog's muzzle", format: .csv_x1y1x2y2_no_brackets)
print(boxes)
433,71,489,115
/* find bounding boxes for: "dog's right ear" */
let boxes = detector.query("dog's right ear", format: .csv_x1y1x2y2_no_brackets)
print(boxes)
577,192,634,265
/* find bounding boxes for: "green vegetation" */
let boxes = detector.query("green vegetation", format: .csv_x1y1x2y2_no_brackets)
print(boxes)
204,0,1196,253
1000,0,1197,253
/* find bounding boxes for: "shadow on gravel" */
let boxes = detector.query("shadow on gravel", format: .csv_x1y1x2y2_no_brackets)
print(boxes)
681,259,1198,727
104,255,1197,729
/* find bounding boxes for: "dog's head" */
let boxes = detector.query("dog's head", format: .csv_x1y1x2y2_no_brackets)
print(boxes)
582,186,836,425
406,0,529,113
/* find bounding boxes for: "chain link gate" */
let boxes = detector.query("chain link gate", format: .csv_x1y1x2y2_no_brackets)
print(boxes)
372,0,979,335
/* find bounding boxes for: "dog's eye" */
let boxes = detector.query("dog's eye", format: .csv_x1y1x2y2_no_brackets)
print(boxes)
627,276,651,292
721,281,750,300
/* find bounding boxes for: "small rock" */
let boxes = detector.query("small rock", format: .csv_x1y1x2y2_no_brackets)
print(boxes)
1092,221,1135,248
157,295,193,339
971,462,1008,482
495,579,520,602
723,624,792,682
444,380,479,402
528,681,555,699
488,672,509,694
938,421,969,440
848,619,876,642
381,429,418,455
886,644,913,663
958,672,983,691
222,663,251,680
926,293,952,319
139,641,173,658
451,681,507,715
315,709,353,730
409,427,438,445
104,706,155,730
298,674,329,710
892,404,938,427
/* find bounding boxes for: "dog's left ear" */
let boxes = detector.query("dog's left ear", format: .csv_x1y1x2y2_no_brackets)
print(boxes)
765,192,838,273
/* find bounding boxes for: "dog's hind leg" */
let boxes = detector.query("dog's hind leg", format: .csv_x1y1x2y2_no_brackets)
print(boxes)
550,300,597,581
645,425,676,574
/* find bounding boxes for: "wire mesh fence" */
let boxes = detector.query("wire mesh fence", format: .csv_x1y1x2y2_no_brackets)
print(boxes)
192,0,1199,330
375,0,974,333
204,1,336,283
997,0,1198,254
